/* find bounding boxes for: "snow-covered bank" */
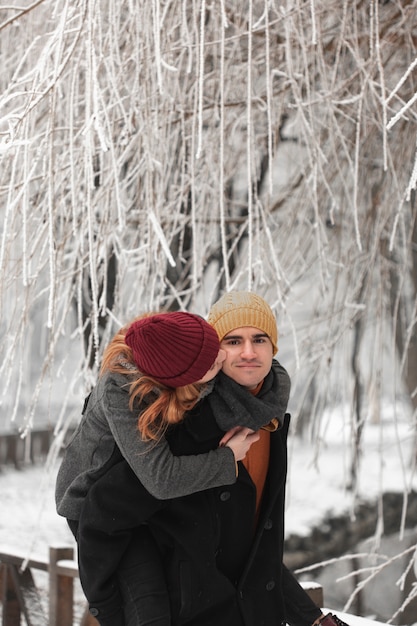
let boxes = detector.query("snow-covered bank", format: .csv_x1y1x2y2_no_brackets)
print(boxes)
286,402,417,537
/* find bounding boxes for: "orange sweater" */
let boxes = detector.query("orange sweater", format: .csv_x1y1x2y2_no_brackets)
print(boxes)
241,381,278,520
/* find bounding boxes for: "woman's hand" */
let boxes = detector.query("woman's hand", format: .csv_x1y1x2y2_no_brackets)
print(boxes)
220,426,260,461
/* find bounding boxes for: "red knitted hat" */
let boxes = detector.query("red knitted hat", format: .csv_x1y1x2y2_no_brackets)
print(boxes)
124,312,220,387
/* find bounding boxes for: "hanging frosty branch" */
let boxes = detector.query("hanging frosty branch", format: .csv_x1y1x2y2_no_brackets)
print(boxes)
0,0,416,472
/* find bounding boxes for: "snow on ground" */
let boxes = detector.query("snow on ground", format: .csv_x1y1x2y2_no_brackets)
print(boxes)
0,460,75,556
286,402,417,536
0,404,416,622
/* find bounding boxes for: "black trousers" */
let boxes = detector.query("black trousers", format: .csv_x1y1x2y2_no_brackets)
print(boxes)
68,519,171,626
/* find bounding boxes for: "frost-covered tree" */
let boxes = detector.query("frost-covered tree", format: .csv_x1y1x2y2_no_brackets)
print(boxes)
1,0,417,618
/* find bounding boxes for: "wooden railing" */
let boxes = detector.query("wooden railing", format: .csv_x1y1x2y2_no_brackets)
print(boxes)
0,543,324,626
0,430,54,469
0,545,96,626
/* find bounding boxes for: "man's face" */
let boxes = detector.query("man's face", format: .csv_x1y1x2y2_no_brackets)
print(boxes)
220,326,274,390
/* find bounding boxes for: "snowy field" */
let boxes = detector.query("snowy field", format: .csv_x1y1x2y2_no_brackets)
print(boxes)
0,403,416,624
286,402,417,536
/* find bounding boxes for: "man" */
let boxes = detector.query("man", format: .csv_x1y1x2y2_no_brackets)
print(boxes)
173,290,323,626
76,292,344,626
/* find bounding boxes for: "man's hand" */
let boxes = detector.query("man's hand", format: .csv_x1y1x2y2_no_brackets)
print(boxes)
220,426,260,461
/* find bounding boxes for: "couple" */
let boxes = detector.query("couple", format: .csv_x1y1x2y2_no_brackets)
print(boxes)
56,291,342,626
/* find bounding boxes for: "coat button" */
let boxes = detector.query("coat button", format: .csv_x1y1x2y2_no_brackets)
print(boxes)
220,491,231,501
266,580,275,591
264,518,273,530
89,608,99,617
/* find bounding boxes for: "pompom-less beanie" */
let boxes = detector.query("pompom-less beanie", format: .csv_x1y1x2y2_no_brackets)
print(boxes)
208,291,278,355
124,312,220,387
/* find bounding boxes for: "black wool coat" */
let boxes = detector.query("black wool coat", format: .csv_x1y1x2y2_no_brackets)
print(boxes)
77,374,321,626
154,410,320,626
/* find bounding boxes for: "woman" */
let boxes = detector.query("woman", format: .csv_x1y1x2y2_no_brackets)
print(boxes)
56,311,263,625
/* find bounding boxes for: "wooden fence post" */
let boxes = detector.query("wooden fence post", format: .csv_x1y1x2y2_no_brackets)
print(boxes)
1,563,20,626
302,581,324,608
1,560,46,626
9,566,46,626
49,545,74,626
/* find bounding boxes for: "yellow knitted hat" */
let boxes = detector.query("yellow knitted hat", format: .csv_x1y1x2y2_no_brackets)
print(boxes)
208,291,278,355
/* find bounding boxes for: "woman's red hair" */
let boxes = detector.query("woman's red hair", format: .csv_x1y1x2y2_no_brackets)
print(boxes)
99,315,204,441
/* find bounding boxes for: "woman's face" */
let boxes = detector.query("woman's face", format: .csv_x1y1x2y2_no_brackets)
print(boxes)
197,348,226,383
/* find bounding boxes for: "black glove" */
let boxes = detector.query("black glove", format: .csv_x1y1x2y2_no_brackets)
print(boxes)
320,613,350,626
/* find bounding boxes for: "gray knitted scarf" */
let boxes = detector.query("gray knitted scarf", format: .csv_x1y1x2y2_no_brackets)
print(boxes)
208,360,291,432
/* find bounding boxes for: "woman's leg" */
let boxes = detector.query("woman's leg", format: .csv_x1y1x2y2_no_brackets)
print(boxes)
77,459,169,626
117,526,171,626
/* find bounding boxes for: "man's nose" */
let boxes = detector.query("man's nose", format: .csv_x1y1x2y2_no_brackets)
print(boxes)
241,341,256,358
